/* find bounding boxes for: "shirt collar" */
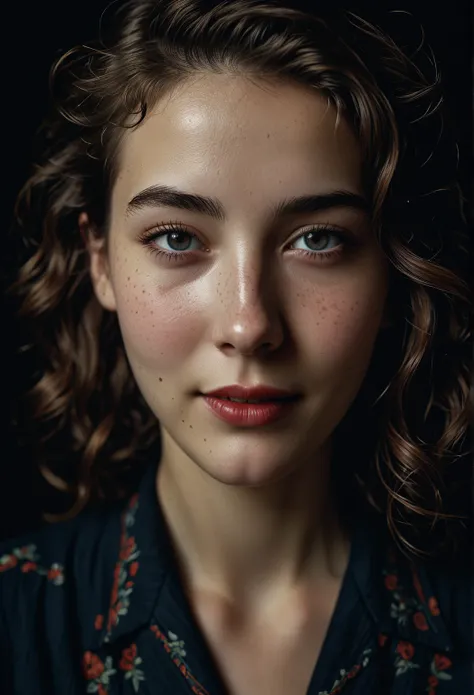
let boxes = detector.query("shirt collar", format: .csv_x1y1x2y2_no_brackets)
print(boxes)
84,459,169,650
84,460,454,655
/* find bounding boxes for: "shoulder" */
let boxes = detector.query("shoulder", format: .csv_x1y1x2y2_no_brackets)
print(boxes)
0,502,123,641
0,502,119,583
386,538,472,657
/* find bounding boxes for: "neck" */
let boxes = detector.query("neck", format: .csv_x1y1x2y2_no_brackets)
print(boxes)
156,437,349,610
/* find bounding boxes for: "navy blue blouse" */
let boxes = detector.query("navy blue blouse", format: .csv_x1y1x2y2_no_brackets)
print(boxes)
0,459,472,694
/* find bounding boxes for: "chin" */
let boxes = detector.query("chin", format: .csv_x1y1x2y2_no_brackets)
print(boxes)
195,451,299,489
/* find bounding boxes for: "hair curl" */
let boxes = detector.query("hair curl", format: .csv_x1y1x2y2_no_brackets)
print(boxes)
7,0,471,561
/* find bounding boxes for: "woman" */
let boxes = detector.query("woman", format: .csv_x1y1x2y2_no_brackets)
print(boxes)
0,1,471,693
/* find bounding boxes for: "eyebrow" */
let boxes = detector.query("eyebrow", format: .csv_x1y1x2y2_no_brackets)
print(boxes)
125,184,369,221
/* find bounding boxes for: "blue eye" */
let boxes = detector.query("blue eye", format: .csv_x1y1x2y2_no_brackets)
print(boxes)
153,226,202,253
291,228,344,254
139,221,352,265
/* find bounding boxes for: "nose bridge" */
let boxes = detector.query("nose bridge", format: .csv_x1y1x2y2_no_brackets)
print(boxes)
213,243,283,354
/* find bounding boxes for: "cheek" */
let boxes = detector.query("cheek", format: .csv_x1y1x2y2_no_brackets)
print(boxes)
113,274,202,366
295,280,385,365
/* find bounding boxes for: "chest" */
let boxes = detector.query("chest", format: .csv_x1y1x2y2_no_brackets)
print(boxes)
189,581,343,695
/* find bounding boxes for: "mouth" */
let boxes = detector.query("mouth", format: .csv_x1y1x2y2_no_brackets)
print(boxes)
200,392,301,427
212,395,299,404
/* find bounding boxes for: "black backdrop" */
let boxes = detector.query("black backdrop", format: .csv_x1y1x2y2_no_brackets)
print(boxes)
1,2,472,542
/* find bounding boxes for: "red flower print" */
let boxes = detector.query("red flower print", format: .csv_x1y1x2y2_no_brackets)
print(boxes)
396,641,415,660
94,614,104,630
434,654,452,671
130,561,139,576
0,556,18,572
125,581,134,589
378,634,388,647
428,596,440,616
83,651,105,680
428,675,439,687
47,567,62,581
119,536,136,561
180,663,188,676
107,606,118,631
97,686,108,695
411,567,426,604
119,643,137,671
413,611,429,631
119,658,133,672
21,561,37,573
347,664,361,679
384,574,398,590
129,493,139,508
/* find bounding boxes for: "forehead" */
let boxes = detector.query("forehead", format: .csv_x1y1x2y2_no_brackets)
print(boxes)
112,74,363,213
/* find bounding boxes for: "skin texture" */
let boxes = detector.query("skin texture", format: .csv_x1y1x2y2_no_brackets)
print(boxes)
86,74,389,614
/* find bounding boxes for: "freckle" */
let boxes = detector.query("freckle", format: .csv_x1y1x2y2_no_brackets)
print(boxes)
189,425,193,429
182,420,185,423
127,276,130,281
159,377,163,382
204,438,207,442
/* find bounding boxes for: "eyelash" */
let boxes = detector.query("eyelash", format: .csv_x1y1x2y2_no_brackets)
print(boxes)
138,220,353,265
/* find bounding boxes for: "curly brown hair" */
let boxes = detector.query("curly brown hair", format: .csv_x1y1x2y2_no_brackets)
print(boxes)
7,1,471,561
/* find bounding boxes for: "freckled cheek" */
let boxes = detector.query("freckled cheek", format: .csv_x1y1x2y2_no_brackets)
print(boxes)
295,287,384,362
114,283,202,365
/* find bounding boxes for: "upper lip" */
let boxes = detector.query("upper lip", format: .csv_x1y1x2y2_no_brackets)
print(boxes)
203,385,299,400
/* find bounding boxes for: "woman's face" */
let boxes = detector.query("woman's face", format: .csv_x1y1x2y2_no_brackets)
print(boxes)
89,74,389,487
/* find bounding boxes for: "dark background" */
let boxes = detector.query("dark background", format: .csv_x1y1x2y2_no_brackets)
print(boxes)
1,2,472,542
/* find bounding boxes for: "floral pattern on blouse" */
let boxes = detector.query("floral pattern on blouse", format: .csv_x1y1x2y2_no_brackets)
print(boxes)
383,547,454,692
103,493,141,640
0,459,468,695
318,647,373,694
150,624,211,695
83,652,117,695
0,543,64,585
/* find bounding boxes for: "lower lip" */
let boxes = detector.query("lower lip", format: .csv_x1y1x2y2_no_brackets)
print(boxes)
202,396,299,427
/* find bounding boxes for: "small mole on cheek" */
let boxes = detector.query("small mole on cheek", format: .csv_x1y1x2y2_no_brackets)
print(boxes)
189,425,193,429
159,377,163,382
182,420,185,423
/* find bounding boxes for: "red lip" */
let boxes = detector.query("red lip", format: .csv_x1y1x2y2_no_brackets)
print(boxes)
203,385,298,400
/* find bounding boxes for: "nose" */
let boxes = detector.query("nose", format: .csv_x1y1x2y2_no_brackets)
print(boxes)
212,255,284,358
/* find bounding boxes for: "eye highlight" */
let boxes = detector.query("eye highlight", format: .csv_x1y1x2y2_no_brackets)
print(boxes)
138,220,354,264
